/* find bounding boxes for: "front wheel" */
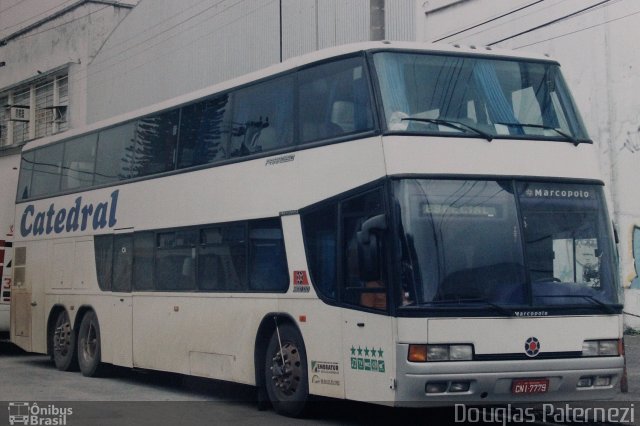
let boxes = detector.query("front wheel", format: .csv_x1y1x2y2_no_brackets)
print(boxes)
264,323,309,417
52,310,77,371
77,311,104,377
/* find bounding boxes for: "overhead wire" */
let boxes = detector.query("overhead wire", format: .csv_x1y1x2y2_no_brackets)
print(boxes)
82,0,248,85
89,0,277,89
0,0,77,35
0,0,27,15
514,7,640,49
8,4,111,42
487,0,613,46
448,0,575,43
432,0,545,43
86,0,215,62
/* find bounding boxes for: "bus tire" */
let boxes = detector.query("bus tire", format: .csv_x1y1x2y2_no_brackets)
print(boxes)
77,310,103,377
264,323,309,417
52,310,77,371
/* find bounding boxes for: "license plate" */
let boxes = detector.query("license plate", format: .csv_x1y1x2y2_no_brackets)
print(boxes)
511,378,549,394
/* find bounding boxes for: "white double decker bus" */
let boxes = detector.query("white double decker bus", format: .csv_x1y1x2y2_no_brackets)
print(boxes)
10,42,624,416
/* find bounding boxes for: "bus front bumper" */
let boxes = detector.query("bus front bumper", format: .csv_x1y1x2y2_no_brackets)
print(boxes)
395,345,624,406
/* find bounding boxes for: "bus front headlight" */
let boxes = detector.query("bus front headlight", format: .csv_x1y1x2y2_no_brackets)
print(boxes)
582,339,620,356
408,344,474,362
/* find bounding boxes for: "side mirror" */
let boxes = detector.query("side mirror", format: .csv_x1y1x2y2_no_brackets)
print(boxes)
357,214,387,282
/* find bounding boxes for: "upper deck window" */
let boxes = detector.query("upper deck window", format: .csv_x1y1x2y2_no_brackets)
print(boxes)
373,52,589,142
16,55,375,202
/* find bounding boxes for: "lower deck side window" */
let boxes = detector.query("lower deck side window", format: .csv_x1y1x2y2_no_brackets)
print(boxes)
93,217,289,293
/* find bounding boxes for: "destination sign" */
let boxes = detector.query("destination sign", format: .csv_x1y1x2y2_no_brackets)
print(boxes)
421,203,499,217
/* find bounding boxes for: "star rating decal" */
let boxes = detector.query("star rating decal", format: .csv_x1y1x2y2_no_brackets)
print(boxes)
349,345,386,373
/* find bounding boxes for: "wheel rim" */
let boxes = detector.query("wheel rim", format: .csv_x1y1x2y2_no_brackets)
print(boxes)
53,313,72,357
269,341,302,397
82,321,98,361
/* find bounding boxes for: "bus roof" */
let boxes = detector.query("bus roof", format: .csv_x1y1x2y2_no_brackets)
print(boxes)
22,40,557,152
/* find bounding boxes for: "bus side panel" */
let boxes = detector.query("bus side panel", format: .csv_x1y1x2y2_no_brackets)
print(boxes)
0,239,10,333
132,295,279,384
280,214,346,399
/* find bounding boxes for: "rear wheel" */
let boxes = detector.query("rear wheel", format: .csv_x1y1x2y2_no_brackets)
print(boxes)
264,323,309,417
77,311,104,377
52,310,77,371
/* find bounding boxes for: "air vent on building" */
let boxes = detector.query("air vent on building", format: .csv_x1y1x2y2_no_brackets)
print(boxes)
9,106,30,122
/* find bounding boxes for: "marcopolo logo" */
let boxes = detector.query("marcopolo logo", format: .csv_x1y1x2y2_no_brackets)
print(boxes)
8,402,73,425
20,190,119,238
524,188,591,199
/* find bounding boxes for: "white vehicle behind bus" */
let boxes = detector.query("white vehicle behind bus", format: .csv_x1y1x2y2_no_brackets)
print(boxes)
10,42,624,417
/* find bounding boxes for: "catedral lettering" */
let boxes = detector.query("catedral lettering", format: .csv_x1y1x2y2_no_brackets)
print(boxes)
20,190,119,238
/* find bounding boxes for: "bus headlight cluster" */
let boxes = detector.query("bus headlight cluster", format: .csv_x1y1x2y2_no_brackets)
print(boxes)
581,339,620,357
408,344,474,362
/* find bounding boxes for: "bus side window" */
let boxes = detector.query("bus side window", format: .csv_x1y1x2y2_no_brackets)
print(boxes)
61,133,97,191
31,143,63,198
302,204,338,300
94,235,113,291
298,57,374,144
133,232,155,291
17,151,34,200
341,189,387,310
178,94,231,168
112,234,133,292
95,122,137,184
198,225,246,291
248,219,288,292
155,230,197,291
229,76,294,158
134,110,180,176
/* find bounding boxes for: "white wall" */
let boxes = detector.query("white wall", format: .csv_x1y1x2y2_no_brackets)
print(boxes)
0,0,137,39
85,0,416,123
0,153,20,238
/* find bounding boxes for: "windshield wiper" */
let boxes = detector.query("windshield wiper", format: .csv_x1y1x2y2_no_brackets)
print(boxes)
401,117,493,142
535,294,621,314
494,122,588,146
418,298,514,317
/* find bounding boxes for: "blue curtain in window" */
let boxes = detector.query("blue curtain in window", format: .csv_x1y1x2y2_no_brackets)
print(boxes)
377,56,411,115
473,61,523,134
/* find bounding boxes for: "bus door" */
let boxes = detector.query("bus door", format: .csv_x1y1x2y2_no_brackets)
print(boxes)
340,189,396,402
11,242,46,353
10,245,30,349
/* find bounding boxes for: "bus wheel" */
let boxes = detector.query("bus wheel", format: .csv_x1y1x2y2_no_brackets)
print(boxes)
52,310,77,371
77,311,103,377
264,323,309,417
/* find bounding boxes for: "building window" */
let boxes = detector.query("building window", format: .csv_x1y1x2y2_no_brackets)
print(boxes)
0,72,68,148
0,96,7,146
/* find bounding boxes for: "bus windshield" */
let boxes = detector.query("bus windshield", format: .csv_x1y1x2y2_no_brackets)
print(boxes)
373,51,590,142
394,179,620,312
